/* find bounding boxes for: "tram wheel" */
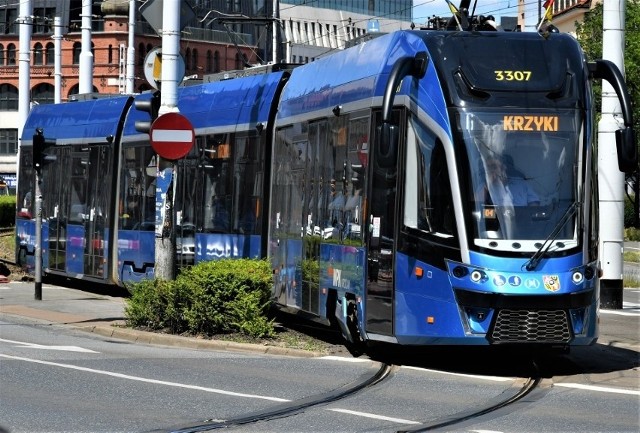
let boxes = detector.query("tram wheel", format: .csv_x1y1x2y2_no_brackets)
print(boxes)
344,299,366,357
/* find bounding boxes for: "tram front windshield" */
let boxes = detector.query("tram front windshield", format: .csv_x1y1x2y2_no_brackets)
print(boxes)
461,110,581,253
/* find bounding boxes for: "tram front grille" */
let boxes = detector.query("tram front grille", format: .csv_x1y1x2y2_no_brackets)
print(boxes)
490,309,572,343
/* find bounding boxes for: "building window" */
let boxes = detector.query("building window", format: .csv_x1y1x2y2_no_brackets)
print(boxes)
192,49,198,71
0,129,18,155
0,84,18,110
138,43,145,66
185,48,191,70
33,8,55,33
214,51,219,72
45,43,54,65
72,42,81,64
235,53,242,70
68,83,99,99
2,8,17,35
7,44,16,65
108,44,113,64
33,43,44,65
206,50,212,72
31,83,55,105
0,44,4,66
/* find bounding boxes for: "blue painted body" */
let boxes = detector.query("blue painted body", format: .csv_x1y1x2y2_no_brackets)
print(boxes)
17,30,605,348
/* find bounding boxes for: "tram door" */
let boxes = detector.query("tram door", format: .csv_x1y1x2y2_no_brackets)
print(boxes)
68,146,112,279
44,147,70,272
365,111,402,336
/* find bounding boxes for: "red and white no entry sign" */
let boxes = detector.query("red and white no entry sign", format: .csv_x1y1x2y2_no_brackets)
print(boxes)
150,112,195,160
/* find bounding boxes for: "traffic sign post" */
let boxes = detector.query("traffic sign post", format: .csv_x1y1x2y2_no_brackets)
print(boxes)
150,113,195,160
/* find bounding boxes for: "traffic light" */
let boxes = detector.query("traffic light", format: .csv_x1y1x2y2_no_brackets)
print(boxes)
134,90,161,134
32,128,56,175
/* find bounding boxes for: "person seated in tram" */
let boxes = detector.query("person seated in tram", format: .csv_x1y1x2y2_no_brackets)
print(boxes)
476,156,540,207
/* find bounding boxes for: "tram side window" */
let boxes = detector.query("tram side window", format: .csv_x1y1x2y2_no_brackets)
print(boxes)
174,144,199,228
69,151,89,225
233,134,262,234
404,117,456,238
325,116,348,241
202,134,232,233
17,150,34,219
119,144,157,230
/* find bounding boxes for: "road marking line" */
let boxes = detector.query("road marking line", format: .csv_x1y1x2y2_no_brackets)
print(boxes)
328,408,420,425
0,353,290,402
0,338,99,353
554,382,640,396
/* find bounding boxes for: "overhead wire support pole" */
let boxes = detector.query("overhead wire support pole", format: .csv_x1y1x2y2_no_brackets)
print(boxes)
79,0,94,94
17,0,32,143
53,17,62,103
125,0,136,94
598,0,627,309
154,0,182,281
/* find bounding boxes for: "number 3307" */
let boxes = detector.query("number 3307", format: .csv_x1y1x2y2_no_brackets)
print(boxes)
494,70,531,81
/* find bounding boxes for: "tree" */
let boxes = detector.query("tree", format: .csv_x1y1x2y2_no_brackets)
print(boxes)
576,1,639,134
576,1,640,227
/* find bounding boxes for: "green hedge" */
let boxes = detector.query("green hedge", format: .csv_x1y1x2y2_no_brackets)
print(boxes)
0,196,15,228
124,258,275,338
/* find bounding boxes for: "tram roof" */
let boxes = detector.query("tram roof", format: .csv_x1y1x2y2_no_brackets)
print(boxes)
21,96,131,145
277,31,430,118
123,71,287,137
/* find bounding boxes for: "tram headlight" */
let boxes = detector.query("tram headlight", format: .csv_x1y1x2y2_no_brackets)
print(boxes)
572,271,584,284
470,269,487,283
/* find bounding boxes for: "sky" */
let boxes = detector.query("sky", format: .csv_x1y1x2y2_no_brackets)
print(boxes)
411,0,543,31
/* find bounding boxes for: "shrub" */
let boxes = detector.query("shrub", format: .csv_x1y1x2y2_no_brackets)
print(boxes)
0,196,16,228
124,258,275,338
626,227,640,241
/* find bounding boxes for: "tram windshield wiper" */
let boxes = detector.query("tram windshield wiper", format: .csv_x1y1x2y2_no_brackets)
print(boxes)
524,202,580,271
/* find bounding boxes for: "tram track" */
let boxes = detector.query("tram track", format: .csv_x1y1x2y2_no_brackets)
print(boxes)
397,375,549,432
156,362,394,433
156,358,550,433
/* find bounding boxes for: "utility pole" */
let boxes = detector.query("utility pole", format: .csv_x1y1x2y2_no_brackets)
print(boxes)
126,0,136,94
53,17,62,103
598,0,627,309
154,0,182,281
17,0,32,142
79,0,94,94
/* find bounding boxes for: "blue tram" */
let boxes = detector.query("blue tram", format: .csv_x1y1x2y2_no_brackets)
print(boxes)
18,27,636,351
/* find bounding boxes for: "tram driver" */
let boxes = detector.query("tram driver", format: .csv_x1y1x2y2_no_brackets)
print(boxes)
477,156,540,207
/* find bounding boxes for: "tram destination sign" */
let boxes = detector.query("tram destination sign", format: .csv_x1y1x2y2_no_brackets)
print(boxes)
150,113,195,160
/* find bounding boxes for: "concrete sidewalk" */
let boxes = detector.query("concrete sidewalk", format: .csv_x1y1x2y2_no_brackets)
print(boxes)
1,281,638,354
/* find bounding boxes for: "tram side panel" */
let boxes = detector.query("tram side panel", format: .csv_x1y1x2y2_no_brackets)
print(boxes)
18,97,133,285
117,72,288,285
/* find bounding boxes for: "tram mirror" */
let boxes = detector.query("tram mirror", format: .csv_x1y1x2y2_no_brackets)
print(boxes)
615,127,638,174
376,123,398,168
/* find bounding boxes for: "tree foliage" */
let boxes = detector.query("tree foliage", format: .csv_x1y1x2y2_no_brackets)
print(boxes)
575,1,640,134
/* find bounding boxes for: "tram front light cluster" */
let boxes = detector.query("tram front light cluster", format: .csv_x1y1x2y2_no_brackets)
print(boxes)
451,265,487,283
571,266,596,285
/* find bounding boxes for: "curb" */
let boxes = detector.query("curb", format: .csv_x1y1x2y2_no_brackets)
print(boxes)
78,324,327,358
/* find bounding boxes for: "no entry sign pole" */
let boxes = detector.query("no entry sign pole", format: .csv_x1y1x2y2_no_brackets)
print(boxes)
149,112,195,281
